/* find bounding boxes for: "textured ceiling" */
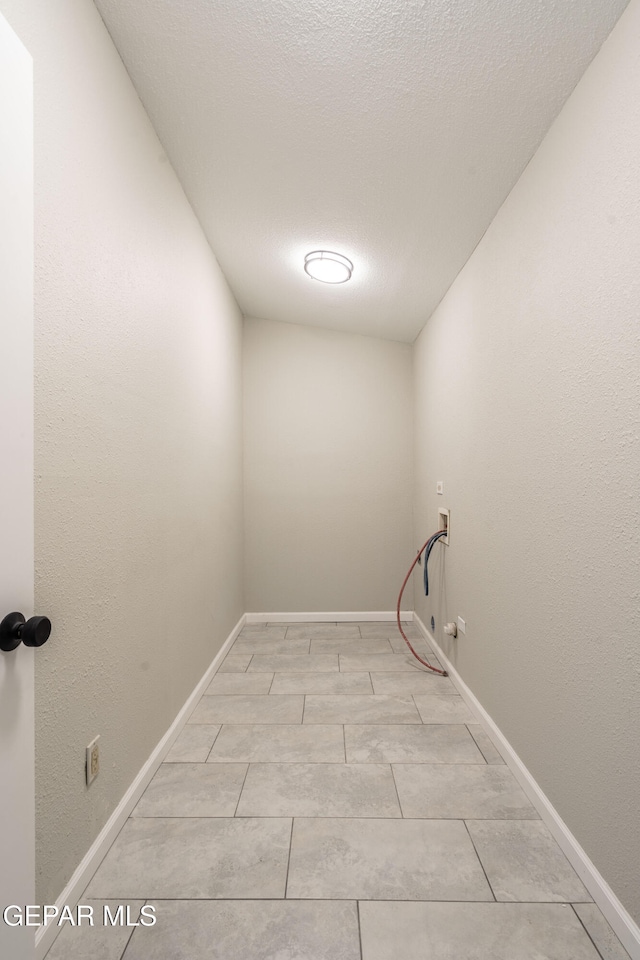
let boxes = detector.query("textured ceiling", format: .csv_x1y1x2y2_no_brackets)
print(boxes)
94,0,628,342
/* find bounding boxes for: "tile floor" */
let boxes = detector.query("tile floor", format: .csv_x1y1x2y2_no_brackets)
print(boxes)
46,622,631,960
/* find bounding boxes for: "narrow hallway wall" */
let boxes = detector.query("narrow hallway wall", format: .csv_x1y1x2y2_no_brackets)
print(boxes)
413,0,640,924
244,318,413,613
0,0,244,904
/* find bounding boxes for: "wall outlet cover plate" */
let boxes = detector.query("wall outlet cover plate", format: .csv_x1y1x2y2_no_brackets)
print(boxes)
86,736,100,786
437,507,450,545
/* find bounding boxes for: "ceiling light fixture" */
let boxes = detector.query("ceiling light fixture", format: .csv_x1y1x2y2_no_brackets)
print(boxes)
304,250,353,284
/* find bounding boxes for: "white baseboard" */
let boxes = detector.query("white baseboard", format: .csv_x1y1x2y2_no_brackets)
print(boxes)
35,614,245,960
413,612,640,960
244,610,413,623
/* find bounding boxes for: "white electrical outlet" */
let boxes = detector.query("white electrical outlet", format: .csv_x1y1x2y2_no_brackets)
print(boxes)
436,481,444,495
86,736,100,785
457,616,466,635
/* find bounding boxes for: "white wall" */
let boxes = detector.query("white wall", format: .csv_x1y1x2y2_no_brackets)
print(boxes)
0,0,244,904
244,317,413,613
413,0,640,924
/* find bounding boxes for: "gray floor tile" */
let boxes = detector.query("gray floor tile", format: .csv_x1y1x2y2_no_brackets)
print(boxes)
359,901,601,960
207,724,345,763
218,654,251,673
44,901,144,960
204,672,273,695
393,764,539,819
286,623,360,639
237,763,401,817
407,656,445,673
189,695,303,725
388,634,435,654
573,903,632,960
248,654,339,673
413,694,475,723
371,671,457,695
340,653,424,672
346,723,485,763
287,817,493,900
310,638,394,655
467,819,592,902
85,818,291,899
164,724,220,762
232,638,310,655
304,695,422,724
467,723,506,764
270,672,373,695
132,763,248,817
238,625,287,638
356,621,421,639
122,899,361,960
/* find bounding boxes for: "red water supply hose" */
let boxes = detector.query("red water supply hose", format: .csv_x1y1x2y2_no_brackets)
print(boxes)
397,532,448,676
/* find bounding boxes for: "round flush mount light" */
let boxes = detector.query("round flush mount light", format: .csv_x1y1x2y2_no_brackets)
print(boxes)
304,250,353,284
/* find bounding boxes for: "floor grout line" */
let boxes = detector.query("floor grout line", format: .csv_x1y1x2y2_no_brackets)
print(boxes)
85,896,602,903
232,762,252,818
569,904,624,960
116,899,148,960
462,818,497,902
128,813,554,821
283,819,295,899
161,760,510,766
466,722,486,763
389,763,404,819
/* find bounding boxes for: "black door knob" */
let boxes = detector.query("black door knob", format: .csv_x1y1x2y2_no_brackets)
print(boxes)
21,616,52,647
0,612,52,652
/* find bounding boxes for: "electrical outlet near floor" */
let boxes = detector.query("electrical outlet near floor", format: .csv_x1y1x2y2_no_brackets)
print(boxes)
86,735,100,786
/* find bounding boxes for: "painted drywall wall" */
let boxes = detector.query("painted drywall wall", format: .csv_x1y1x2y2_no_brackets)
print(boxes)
413,0,640,924
0,0,244,904
244,318,413,613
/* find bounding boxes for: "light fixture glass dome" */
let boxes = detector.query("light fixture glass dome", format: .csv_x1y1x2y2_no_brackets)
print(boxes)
304,250,353,283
